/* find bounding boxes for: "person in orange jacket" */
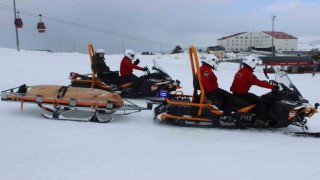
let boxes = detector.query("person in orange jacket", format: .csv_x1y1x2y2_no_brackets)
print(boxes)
230,55,276,121
199,57,233,119
120,49,148,94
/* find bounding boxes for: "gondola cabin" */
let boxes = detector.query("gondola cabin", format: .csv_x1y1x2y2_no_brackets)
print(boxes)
14,12,23,28
14,18,23,28
37,22,46,33
37,14,46,33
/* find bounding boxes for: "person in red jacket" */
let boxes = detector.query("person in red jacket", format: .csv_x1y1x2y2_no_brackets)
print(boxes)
230,55,275,121
199,57,233,119
120,49,148,94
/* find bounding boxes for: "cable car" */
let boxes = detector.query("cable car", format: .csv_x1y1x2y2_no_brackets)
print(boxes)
14,11,23,28
37,14,46,33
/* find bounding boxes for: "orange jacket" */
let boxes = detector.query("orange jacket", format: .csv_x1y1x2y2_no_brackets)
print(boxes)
120,56,143,77
230,65,275,94
200,64,218,93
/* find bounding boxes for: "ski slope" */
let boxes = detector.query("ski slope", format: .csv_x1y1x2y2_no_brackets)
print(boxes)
0,47,320,180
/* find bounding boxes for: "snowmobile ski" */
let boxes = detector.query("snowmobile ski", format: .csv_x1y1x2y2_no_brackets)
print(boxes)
284,132,320,138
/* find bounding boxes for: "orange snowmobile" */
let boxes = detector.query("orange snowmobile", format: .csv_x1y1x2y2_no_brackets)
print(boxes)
153,46,318,132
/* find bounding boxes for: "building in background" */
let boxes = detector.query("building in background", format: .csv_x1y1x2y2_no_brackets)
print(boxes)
260,56,316,73
217,31,298,52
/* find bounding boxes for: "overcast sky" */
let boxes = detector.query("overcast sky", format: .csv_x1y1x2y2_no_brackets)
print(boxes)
1,0,320,53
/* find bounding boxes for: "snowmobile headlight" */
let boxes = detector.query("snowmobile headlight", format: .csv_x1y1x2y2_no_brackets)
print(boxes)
304,109,311,114
159,90,169,98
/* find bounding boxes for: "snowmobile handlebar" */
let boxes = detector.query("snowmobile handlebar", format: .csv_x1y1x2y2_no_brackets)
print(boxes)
269,80,284,92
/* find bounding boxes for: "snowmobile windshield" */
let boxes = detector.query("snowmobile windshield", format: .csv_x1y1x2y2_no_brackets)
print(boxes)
275,71,303,99
153,60,167,74
275,71,294,90
153,60,172,81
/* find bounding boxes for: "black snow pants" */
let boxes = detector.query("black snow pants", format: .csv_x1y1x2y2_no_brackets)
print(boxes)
207,88,233,116
233,92,269,120
121,74,142,94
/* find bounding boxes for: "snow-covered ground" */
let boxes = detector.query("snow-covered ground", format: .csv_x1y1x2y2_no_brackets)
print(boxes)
0,47,320,180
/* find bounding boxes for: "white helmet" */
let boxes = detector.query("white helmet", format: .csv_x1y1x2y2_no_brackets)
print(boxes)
201,56,218,70
124,49,136,60
243,55,258,69
96,49,105,54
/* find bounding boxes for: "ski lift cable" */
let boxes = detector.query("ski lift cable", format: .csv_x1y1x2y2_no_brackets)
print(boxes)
0,4,174,48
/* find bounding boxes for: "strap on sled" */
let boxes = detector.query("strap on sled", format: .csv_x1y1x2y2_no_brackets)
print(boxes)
57,85,70,98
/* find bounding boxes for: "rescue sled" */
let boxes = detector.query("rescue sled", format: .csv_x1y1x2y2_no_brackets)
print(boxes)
153,46,318,131
1,85,150,123
69,43,181,99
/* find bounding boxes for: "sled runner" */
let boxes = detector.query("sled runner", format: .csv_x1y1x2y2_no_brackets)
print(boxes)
69,43,181,99
1,85,150,122
153,46,318,131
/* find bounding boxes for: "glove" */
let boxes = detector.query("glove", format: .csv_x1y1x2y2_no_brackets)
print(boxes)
273,84,279,91
142,67,148,71
134,59,140,65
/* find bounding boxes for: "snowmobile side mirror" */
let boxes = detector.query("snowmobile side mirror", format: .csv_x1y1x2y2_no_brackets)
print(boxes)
263,68,269,79
315,103,319,110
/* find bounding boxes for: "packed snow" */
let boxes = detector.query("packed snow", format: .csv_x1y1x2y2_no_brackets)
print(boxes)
0,47,320,180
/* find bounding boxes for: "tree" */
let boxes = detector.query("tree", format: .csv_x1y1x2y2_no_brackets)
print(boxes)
171,45,183,54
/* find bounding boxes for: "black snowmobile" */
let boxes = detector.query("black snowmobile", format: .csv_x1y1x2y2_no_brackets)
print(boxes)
153,46,318,131
69,43,181,99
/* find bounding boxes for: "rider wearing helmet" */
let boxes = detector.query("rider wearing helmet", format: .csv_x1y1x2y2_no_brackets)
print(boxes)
230,55,275,100
120,49,148,94
199,56,233,119
91,48,110,79
230,55,276,122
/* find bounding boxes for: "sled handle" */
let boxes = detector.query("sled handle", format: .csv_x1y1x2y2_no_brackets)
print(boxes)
88,43,95,88
189,46,205,116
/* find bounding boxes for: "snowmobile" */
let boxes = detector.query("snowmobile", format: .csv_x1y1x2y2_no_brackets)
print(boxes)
69,43,181,99
153,46,318,131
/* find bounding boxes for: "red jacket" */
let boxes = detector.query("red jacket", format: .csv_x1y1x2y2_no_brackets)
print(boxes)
230,65,275,94
120,56,143,77
200,64,218,93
